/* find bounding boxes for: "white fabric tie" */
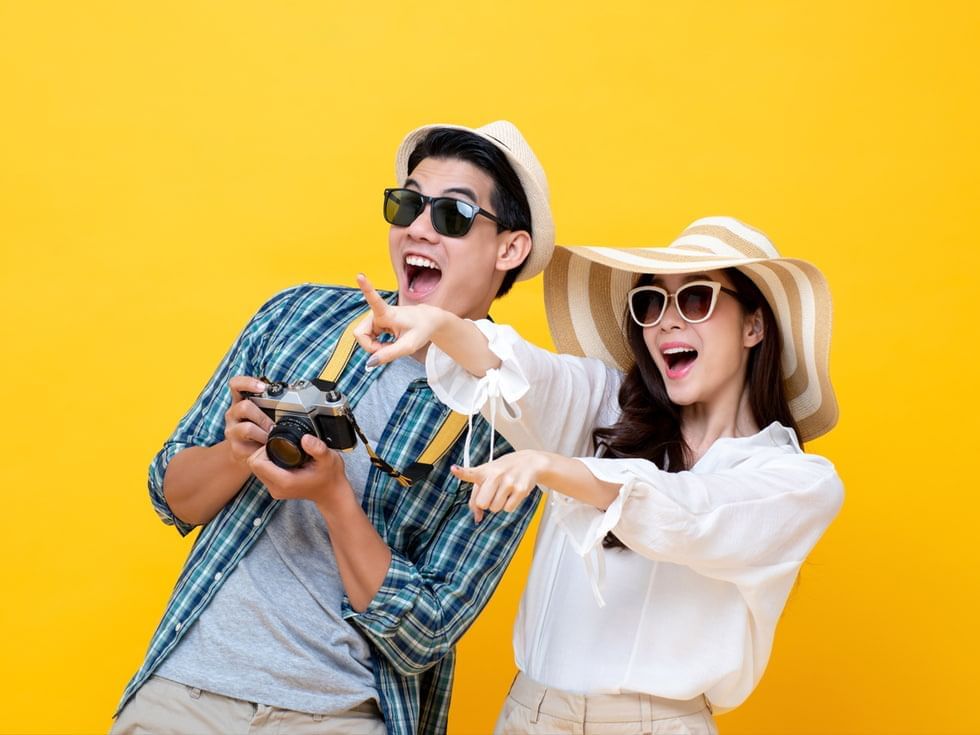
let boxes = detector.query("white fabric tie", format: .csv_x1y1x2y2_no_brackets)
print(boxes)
462,368,503,468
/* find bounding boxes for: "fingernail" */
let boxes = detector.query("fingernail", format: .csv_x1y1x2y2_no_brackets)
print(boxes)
366,355,379,368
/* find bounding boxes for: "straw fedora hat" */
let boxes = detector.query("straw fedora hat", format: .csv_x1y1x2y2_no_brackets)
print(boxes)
395,120,554,281
544,216,838,441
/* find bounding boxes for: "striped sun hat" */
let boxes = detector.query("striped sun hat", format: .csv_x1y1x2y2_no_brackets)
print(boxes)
543,216,838,441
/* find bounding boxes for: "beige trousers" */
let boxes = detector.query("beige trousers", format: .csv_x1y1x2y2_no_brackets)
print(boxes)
110,676,386,735
494,673,718,735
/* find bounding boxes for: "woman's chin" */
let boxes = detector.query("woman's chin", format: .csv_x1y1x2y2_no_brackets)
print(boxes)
665,385,699,406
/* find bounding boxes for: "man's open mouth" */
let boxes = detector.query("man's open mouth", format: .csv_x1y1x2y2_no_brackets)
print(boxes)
662,346,698,378
405,254,442,297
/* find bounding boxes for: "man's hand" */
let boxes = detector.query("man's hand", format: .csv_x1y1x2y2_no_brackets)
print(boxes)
247,433,354,509
451,450,549,523
225,376,275,464
162,375,276,527
353,273,445,366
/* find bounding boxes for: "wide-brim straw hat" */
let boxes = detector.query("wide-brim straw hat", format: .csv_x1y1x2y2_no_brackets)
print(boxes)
395,120,554,281
544,216,838,441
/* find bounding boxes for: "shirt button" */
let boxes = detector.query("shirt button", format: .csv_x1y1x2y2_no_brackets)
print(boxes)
253,517,262,527
174,622,182,632
214,572,223,581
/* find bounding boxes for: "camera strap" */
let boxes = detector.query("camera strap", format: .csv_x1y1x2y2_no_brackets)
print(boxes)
318,309,469,488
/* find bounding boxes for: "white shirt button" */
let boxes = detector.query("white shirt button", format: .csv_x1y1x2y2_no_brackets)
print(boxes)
174,622,182,632
253,517,262,527
214,572,223,581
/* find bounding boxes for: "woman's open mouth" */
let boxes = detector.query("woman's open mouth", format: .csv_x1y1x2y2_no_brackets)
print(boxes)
404,254,442,298
662,345,698,379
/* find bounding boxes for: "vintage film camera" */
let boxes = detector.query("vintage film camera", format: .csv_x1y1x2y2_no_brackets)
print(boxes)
245,379,357,469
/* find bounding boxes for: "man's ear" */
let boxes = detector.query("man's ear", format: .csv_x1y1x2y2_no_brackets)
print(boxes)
743,308,765,348
496,230,532,273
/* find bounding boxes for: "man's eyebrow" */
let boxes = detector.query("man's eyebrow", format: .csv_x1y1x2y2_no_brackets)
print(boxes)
443,186,478,202
402,178,479,203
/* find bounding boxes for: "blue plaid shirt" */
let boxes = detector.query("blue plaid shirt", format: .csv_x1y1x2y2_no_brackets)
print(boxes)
116,284,540,735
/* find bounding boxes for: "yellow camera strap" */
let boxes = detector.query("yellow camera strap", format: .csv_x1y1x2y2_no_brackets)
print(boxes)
318,308,469,487
318,309,365,386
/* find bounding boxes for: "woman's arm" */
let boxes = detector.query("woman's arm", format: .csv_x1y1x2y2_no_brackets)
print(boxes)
353,273,500,377
562,444,845,584
451,449,620,522
457,431,844,583
354,274,622,458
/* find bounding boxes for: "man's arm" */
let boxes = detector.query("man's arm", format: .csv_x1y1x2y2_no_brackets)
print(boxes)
343,478,539,676
148,288,297,534
246,411,540,676
163,376,274,526
247,432,392,611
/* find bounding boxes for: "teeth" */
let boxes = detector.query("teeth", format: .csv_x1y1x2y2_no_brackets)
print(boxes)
405,255,440,270
663,347,696,355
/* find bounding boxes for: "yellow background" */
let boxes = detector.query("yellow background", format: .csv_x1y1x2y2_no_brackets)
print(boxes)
2,1,978,733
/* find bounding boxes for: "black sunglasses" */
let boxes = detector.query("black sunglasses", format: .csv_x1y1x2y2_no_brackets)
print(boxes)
383,187,502,237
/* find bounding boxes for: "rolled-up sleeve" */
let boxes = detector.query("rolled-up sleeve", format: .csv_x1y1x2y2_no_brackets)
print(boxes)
343,485,539,676
147,287,300,535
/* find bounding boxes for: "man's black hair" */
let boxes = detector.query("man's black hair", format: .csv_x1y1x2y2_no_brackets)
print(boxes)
407,128,532,298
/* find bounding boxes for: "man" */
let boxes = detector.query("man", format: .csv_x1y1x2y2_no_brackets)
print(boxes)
111,120,554,735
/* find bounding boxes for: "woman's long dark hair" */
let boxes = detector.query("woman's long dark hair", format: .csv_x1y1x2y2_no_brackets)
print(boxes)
594,268,801,547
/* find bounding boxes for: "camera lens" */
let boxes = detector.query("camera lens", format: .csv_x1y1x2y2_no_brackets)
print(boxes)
266,416,314,469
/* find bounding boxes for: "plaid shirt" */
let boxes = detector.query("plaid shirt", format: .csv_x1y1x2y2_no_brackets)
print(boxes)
116,284,539,735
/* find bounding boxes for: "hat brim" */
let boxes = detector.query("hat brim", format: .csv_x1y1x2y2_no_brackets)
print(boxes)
544,244,839,442
395,123,555,281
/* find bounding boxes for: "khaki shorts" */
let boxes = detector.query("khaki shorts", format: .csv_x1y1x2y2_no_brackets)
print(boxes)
494,672,718,735
110,676,385,735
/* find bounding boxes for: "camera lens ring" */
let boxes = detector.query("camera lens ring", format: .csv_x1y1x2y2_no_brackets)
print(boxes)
266,416,314,469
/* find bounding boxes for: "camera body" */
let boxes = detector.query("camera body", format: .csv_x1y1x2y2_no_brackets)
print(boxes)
246,379,357,469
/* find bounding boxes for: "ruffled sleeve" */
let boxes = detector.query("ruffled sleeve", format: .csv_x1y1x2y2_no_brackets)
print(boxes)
551,425,844,603
426,320,529,418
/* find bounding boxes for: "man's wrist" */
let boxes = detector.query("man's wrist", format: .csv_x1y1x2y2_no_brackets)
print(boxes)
315,478,360,521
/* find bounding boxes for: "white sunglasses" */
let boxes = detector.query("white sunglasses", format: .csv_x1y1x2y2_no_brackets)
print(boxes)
627,280,741,327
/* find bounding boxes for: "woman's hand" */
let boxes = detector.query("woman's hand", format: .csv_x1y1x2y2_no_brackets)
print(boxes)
453,450,621,521
451,450,550,522
353,273,446,366
353,273,501,376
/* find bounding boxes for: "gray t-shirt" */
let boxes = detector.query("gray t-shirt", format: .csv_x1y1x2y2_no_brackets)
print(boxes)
156,356,426,714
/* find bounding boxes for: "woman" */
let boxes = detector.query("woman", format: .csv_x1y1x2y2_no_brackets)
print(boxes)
355,216,843,734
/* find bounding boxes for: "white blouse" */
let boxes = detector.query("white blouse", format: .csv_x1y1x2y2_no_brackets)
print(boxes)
426,320,844,712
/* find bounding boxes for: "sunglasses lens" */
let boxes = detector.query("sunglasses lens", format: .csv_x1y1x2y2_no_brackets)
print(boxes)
384,189,423,226
431,199,477,237
677,285,714,321
631,289,666,325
